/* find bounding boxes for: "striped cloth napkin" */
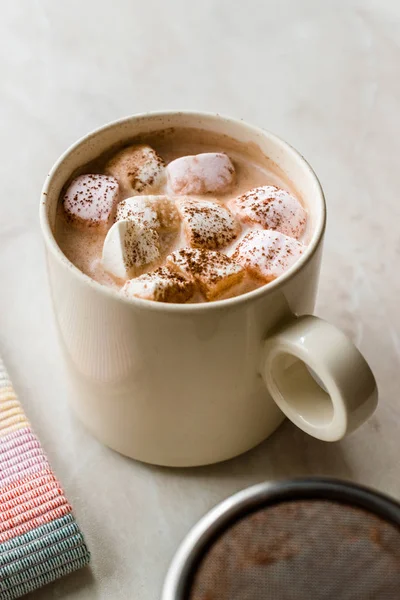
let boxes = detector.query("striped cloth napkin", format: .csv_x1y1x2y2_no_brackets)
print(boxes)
0,357,90,599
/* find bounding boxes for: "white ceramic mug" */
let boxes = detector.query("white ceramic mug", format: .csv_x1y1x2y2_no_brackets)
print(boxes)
40,112,378,467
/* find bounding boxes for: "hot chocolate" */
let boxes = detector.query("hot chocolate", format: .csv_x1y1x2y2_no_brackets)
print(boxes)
55,127,309,303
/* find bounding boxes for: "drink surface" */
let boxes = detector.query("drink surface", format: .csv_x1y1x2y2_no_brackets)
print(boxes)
55,127,309,303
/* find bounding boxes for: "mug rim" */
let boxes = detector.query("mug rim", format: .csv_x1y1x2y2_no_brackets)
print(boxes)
40,110,326,313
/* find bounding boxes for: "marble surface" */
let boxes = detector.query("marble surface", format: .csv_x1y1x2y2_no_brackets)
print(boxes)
0,0,399,598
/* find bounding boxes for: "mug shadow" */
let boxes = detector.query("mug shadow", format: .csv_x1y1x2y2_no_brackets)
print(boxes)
147,419,354,488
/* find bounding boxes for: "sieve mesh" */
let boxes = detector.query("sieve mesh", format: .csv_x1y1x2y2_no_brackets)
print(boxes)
188,500,400,600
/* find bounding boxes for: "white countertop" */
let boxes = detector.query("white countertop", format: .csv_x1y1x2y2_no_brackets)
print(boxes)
1,1,399,598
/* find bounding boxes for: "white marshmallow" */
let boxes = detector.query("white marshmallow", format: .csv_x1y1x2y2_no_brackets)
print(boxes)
105,145,165,196
116,196,159,229
63,174,119,229
231,229,305,281
102,219,160,280
167,152,235,195
167,248,245,300
122,267,195,303
177,198,240,250
116,195,179,231
231,185,307,239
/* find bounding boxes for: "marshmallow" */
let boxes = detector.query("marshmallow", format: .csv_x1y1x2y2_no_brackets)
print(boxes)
63,174,119,229
116,195,179,231
231,185,306,239
102,219,160,280
231,230,305,281
105,144,165,195
177,199,240,250
167,152,235,195
122,267,195,303
167,248,245,300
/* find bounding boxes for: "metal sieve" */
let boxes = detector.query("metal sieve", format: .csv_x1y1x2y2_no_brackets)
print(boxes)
162,478,400,600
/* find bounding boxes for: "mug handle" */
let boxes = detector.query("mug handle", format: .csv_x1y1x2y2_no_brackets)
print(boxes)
261,315,378,441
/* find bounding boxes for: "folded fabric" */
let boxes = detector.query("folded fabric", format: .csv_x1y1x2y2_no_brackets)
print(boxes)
0,357,90,599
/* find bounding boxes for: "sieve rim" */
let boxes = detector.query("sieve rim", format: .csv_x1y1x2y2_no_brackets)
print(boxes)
162,477,400,600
